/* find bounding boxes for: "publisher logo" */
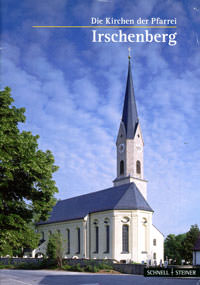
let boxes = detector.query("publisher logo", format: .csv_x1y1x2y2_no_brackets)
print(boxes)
144,268,200,278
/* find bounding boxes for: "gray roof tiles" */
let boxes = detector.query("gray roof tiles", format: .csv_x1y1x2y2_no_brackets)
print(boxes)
38,183,153,225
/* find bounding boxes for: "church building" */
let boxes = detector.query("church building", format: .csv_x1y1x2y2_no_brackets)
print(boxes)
34,57,164,264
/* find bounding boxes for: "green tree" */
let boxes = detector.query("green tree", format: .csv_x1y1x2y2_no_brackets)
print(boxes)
164,233,186,264
1,223,40,257
181,224,200,263
0,87,58,256
164,225,200,265
46,232,64,268
46,233,57,260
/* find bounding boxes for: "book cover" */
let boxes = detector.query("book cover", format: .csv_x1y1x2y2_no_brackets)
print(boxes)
1,0,200,243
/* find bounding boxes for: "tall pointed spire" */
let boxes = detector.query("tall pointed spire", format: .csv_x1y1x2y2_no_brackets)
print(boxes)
114,54,145,193
122,56,139,139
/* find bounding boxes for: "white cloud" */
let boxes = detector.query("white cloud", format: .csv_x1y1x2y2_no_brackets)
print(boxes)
2,0,200,237
72,78,99,111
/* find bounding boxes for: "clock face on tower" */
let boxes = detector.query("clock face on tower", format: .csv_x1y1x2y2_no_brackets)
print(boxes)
118,143,125,153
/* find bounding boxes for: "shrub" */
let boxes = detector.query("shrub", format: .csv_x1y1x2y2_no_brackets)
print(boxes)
62,264,72,271
0,264,15,269
76,263,84,272
16,262,41,270
40,259,57,269
98,262,112,270
93,266,99,273
85,264,93,272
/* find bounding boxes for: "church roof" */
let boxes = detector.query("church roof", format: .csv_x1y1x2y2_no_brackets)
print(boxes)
122,60,139,139
38,183,153,225
194,234,200,251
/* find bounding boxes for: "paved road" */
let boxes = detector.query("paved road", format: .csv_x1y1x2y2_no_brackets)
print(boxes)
0,270,200,285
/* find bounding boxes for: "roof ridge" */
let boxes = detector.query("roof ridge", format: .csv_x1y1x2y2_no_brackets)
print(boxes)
114,183,153,212
114,183,133,209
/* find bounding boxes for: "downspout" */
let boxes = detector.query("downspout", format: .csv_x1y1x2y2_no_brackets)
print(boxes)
89,213,91,259
83,215,88,258
112,212,115,259
131,211,133,261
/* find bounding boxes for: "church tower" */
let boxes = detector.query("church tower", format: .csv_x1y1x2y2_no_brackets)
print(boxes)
113,56,147,199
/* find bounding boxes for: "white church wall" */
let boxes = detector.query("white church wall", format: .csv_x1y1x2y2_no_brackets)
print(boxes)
89,211,113,260
132,124,144,180
126,139,134,178
36,219,84,258
116,122,127,178
35,209,163,264
193,251,200,265
125,125,144,181
131,177,147,200
112,210,154,263
151,225,164,264
137,211,152,263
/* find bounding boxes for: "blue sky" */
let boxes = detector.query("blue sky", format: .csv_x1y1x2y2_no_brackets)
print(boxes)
1,0,200,237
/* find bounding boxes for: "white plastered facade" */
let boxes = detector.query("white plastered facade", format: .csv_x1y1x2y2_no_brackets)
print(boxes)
34,209,164,263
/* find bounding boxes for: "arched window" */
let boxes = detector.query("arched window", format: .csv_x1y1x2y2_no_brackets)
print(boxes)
153,239,157,246
136,160,141,174
105,225,110,253
95,226,99,253
93,219,99,253
120,160,124,175
67,229,70,254
104,218,110,224
77,228,80,254
104,218,110,253
153,252,156,260
122,225,129,253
